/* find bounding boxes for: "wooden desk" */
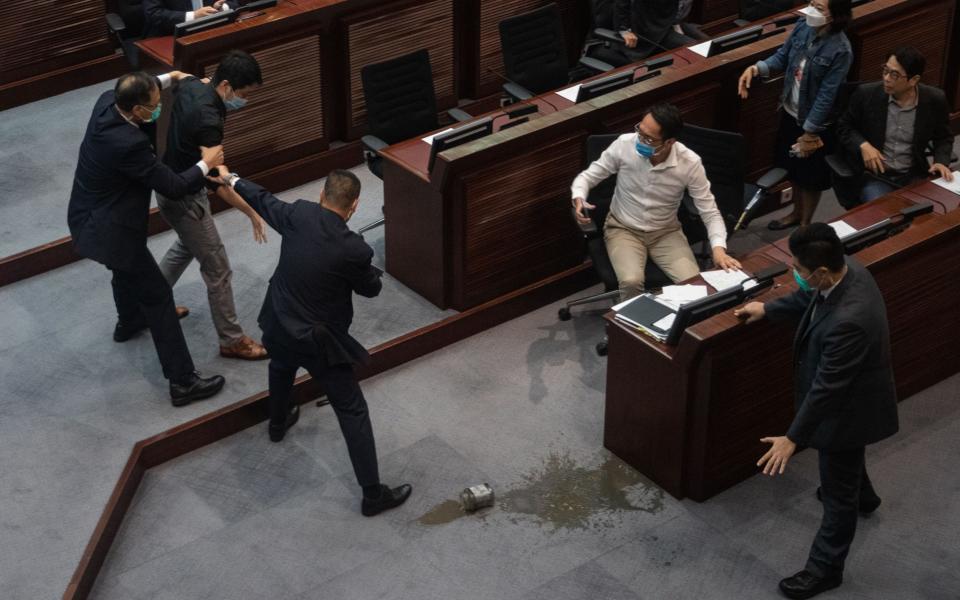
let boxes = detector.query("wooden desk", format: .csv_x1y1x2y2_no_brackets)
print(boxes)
380,0,958,310
603,186,960,501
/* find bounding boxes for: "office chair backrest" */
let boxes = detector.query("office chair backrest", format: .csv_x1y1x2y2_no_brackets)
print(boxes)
738,0,794,21
677,124,747,236
361,49,440,144
121,0,145,37
499,3,570,95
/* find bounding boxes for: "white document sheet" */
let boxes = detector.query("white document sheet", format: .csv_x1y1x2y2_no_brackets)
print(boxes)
652,313,677,331
421,128,454,145
556,84,582,103
700,269,750,292
688,41,712,57
828,219,858,240
931,172,960,195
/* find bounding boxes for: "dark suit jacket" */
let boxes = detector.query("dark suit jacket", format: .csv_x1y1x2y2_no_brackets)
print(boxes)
765,257,898,451
142,0,223,38
67,90,205,271
837,82,953,179
614,0,679,56
233,179,382,366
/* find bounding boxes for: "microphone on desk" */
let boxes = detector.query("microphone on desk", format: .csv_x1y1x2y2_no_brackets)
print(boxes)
619,30,691,65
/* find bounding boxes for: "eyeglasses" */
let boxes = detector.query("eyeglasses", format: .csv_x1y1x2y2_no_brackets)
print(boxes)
881,65,907,81
634,124,661,146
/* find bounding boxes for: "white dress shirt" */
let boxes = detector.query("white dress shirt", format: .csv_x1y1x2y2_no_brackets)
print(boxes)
570,133,728,249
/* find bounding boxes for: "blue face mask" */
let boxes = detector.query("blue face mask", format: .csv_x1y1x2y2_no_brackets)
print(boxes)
224,94,247,111
636,140,656,158
793,268,813,292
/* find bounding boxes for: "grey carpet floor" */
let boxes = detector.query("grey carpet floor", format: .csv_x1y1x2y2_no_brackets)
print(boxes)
85,297,960,600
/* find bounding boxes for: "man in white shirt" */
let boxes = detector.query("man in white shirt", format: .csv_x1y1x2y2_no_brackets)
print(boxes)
571,102,741,299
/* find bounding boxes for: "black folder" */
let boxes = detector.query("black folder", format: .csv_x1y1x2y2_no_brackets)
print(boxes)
614,295,676,333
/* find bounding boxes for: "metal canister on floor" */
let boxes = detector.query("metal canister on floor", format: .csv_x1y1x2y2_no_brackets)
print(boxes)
460,483,495,512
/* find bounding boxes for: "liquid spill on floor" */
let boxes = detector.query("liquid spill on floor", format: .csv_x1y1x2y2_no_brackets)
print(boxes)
416,452,664,530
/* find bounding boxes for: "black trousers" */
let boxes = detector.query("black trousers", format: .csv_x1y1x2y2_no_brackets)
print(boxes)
806,446,880,577
265,339,380,488
109,247,195,381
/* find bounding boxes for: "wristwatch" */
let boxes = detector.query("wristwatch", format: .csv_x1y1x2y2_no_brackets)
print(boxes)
225,172,240,187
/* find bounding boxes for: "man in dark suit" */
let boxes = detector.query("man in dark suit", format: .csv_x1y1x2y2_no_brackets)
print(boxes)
67,71,226,406
210,167,413,517
837,46,954,204
142,0,235,38
735,224,899,599
614,0,693,60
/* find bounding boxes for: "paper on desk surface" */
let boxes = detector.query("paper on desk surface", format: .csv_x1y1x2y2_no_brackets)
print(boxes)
557,84,581,103
688,41,711,57
422,128,454,145
828,219,858,240
653,313,676,331
931,171,960,195
700,269,749,292
654,284,708,310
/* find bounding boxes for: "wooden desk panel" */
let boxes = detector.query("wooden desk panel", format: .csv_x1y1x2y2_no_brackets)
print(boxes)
454,132,586,308
343,0,456,139
849,0,956,89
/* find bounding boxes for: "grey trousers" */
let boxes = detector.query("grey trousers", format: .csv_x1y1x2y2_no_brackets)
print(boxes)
157,190,244,346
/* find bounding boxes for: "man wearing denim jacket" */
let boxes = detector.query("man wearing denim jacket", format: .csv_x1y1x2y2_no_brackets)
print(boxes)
739,1,853,230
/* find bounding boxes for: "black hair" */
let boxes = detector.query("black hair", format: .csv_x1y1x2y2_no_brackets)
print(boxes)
887,46,925,79
213,50,263,90
642,102,683,141
323,170,362,209
788,223,845,272
827,0,852,34
114,72,158,112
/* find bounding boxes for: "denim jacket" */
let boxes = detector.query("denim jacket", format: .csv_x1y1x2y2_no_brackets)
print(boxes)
756,19,852,134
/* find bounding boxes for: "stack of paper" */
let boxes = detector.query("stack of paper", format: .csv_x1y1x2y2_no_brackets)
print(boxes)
421,128,454,145
700,269,750,292
557,85,581,103
656,284,708,310
931,172,960,195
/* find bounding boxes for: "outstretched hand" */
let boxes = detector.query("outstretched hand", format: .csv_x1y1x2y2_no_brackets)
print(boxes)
757,436,796,476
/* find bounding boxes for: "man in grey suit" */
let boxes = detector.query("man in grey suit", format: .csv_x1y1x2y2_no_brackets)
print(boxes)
735,223,899,599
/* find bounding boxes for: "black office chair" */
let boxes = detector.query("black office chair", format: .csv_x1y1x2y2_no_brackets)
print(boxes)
106,0,146,69
676,123,788,248
498,3,614,103
357,49,472,235
735,0,795,26
558,134,673,325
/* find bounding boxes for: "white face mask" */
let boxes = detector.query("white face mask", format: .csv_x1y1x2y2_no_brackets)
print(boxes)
798,5,829,28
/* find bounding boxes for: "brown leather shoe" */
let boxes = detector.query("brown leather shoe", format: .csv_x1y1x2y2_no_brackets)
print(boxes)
176,306,190,319
220,335,269,360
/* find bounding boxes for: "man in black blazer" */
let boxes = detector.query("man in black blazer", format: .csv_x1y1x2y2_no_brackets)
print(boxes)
142,0,235,38
735,224,898,599
211,167,412,517
615,0,693,60
837,46,954,204
67,71,226,406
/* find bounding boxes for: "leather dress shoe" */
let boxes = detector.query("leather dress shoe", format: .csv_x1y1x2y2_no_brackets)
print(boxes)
113,306,190,343
815,487,881,514
220,335,269,360
268,405,300,442
361,483,413,517
778,570,842,599
169,371,225,407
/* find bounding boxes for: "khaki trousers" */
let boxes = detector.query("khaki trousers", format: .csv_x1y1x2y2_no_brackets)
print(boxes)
603,213,699,300
157,190,244,346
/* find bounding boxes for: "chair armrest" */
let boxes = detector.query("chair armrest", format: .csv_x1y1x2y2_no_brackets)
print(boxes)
594,28,624,45
824,154,856,179
733,18,751,27
361,135,388,155
503,81,534,102
447,107,473,123
755,167,788,190
579,56,615,73
106,12,127,34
